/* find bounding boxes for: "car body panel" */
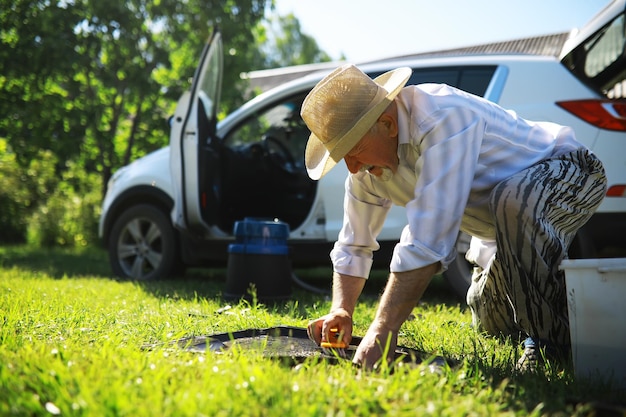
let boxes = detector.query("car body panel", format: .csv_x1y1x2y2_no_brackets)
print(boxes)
98,147,173,240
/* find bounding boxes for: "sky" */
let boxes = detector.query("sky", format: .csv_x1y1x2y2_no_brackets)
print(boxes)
272,0,612,63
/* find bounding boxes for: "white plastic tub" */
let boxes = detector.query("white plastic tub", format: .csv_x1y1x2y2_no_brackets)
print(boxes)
560,258,626,387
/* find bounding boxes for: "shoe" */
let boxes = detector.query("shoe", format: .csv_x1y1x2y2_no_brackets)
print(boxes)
516,337,540,372
516,336,571,373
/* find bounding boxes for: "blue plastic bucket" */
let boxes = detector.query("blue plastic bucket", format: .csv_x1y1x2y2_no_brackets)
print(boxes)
232,217,290,246
224,218,292,301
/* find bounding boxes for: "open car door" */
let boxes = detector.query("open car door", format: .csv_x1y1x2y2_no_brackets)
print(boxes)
170,29,223,236
560,0,626,100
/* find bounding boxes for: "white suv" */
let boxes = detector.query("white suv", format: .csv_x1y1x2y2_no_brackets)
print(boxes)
99,0,626,297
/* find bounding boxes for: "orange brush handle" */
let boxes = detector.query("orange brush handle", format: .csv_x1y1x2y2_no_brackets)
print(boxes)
320,328,347,348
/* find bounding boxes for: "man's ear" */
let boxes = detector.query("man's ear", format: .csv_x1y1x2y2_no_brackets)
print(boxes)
379,113,398,138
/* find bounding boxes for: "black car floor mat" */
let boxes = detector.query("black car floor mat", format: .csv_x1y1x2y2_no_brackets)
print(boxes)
150,326,455,368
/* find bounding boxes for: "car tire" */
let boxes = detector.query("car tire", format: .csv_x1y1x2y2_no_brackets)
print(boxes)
108,204,180,281
443,228,595,301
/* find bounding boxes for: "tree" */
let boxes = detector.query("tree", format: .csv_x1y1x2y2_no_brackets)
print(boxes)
0,0,336,246
0,0,273,198
259,13,333,69
0,0,90,166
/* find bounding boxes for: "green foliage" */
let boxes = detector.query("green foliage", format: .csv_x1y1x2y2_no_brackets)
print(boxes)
0,139,101,247
0,139,59,244
0,0,337,248
0,141,29,243
261,13,333,68
0,251,624,416
0,0,275,191
27,162,102,248
0,0,90,165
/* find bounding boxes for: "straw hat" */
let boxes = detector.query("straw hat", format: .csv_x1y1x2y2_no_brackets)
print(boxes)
301,64,411,180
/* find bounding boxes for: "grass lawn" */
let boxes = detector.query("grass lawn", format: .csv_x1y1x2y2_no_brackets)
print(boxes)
1,245,624,416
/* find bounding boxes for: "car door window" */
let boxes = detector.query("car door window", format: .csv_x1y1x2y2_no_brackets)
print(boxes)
224,94,309,168
218,93,315,232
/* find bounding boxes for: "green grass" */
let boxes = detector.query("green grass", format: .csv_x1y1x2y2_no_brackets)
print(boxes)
1,246,624,416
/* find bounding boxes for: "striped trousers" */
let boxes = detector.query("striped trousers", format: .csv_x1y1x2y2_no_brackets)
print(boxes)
466,148,607,348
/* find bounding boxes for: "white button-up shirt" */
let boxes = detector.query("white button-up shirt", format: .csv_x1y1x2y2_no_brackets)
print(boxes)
330,84,583,278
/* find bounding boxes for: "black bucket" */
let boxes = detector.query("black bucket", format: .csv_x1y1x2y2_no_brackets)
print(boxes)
224,218,292,301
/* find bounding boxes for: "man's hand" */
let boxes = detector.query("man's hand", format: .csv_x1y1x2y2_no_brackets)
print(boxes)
307,272,366,347
352,264,439,370
352,321,397,370
307,308,353,347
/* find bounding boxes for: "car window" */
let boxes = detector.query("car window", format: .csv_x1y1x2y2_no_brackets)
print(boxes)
561,9,626,98
583,14,625,78
223,93,310,168
368,66,496,97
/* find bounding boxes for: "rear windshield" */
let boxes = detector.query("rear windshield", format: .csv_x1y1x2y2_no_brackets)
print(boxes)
561,10,626,98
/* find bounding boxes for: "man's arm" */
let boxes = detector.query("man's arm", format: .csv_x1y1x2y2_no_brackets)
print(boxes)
330,271,366,315
307,272,365,346
353,262,439,368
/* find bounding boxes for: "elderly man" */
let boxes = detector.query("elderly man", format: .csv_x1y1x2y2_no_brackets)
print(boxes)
301,64,607,370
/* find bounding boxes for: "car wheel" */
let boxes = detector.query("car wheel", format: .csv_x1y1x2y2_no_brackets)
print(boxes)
108,204,179,281
442,229,595,300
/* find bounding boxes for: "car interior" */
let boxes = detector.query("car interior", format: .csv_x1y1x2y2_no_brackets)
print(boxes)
217,92,316,233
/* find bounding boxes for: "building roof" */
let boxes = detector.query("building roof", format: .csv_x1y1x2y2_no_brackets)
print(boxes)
244,31,571,93
376,32,570,62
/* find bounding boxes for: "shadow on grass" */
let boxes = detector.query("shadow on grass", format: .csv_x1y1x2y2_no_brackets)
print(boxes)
291,266,463,305
462,351,626,415
0,245,113,278
0,245,227,300
0,245,465,306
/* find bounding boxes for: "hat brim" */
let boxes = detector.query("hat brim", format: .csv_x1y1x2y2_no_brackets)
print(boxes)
305,67,412,180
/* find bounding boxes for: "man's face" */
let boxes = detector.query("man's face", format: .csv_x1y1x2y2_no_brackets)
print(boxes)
343,120,399,180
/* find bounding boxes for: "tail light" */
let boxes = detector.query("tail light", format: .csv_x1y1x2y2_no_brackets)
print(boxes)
607,185,626,197
556,99,626,131
557,99,626,198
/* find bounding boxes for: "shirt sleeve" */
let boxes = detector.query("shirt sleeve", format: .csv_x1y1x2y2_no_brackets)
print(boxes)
330,173,393,279
390,106,484,273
